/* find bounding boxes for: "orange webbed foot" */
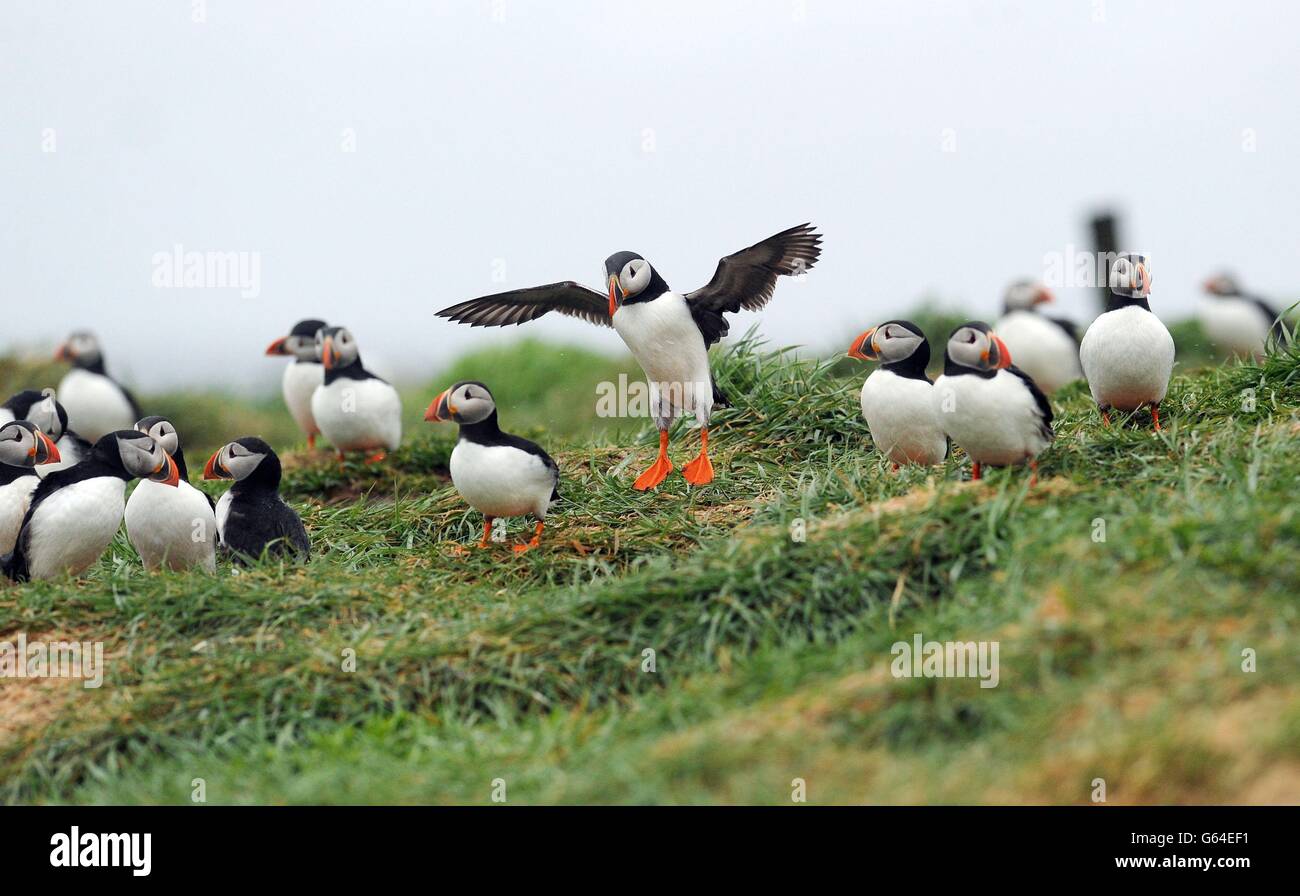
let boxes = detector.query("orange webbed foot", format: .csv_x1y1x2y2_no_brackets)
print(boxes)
364,450,388,465
633,431,673,491
681,452,714,486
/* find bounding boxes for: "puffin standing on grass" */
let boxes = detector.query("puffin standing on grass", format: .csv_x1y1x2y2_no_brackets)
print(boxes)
933,322,1053,483
436,224,822,490
2,431,179,582
203,437,310,563
1199,272,1289,360
426,381,559,553
994,280,1083,394
1080,253,1175,430
53,331,142,441
0,421,61,555
0,388,91,476
266,319,327,448
310,326,402,463
124,416,218,572
846,320,947,467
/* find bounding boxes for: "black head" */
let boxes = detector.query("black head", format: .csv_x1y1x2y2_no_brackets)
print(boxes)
54,331,106,373
203,436,282,490
93,430,180,485
605,251,669,314
0,420,61,470
425,380,498,427
943,321,1012,377
847,319,931,379
2,388,69,441
1003,280,1054,314
316,325,363,372
1203,272,1242,298
267,319,327,361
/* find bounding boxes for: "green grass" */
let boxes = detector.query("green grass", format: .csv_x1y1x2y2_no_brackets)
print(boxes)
1,325,1298,805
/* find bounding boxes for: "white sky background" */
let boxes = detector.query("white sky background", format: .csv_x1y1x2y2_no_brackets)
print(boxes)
2,0,1297,392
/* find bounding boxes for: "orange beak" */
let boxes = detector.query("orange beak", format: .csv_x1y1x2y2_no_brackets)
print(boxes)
1033,287,1054,306
320,336,337,370
425,388,453,422
203,449,228,481
53,343,73,363
151,452,181,487
31,430,61,465
847,327,879,361
265,336,289,356
982,334,1013,370
1136,263,1152,296
608,276,621,318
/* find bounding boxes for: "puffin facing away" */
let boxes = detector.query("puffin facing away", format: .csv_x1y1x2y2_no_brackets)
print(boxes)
203,437,310,564
1199,272,1289,360
933,322,1053,483
1,388,91,476
436,224,822,490
125,416,218,572
994,281,1083,394
426,381,559,553
846,320,947,467
0,421,61,555
54,331,142,441
266,318,327,448
3,430,179,582
309,326,402,463
1079,253,1175,430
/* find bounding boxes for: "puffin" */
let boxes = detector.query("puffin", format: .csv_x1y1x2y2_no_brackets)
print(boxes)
309,326,402,463
0,421,61,555
266,319,327,448
1079,253,1175,430
53,331,142,442
846,320,947,467
0,388,91,476
124,416,218,572
202,437,310,563
436,223,822,490
2,430,179,582
425,381,559,553
993,280,1083,394
933,322,1054,483
1199,272,1289,360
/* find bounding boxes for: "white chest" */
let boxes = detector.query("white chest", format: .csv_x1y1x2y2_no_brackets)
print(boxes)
125,480,218,571
612,293,713,419
1080,306,1175,410
57,369,136,442
0,476,41,555
1197,298,1270,359
310,376,402,451
281,362,324,434
449,440,556,519
933,371,1050,466
995,311,1082,394
26,477,127,580
859,370,947,465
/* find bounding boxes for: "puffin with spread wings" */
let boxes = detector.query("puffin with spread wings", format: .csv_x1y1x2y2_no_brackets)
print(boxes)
436,224,822,489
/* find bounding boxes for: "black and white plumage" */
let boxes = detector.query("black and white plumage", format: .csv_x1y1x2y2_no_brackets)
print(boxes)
266,319,327,448
0,388,92,476
0,421,61,555
309,326,402,461
425,381,559,552
54,331,142,442
1079,253,1175,429
1199,272,1290,360
435,223,822,489
933,321,1053,481
847,320,947,467
2,430,179,582
124,416,218,572
202,437,310,564
994,281,1083,394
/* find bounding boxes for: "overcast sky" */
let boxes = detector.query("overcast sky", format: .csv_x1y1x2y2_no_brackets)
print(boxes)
2,0,1297,392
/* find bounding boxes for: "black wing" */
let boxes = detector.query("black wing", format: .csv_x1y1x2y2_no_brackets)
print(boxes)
685,223,823,345
1007,365,1054,442
436,282,612,329
500,432,561,500
116,381,143,420
1246,296,1290,342
1045,315,1080,343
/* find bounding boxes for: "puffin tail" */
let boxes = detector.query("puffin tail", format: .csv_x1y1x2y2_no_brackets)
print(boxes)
711,380,730,409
